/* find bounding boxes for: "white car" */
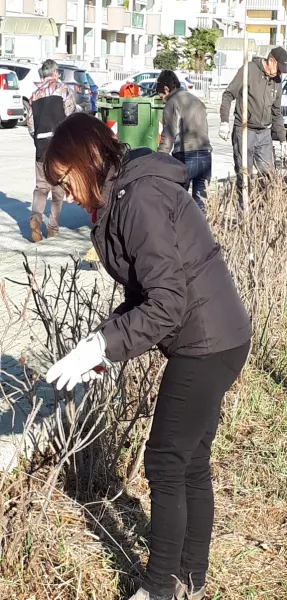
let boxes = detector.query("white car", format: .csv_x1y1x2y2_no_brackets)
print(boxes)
139,76,194,97
100,69,161,94
100,69,194,95
0,60,42,126
0,68,23,129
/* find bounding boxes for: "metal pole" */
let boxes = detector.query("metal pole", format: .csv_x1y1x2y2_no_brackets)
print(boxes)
82,0,86,61
217,52,221,106
242,6,249,212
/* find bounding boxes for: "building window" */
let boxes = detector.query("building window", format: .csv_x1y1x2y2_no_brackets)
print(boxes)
174,20,186,36
145,35,153,53
132,12,144,28
4,38,15,56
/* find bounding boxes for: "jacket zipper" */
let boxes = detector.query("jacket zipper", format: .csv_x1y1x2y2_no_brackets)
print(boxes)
92,226,106,267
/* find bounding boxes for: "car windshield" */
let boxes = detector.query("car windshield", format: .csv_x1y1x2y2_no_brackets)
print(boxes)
74,70,89,85
140,81,155,88
282,82,287,95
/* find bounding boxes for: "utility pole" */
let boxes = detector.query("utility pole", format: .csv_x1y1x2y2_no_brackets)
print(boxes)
242,1,249,212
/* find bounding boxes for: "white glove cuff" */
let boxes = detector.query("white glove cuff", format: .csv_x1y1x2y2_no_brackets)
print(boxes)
87,330,112,367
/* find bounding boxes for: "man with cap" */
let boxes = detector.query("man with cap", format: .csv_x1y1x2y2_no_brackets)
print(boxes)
219,46,287,206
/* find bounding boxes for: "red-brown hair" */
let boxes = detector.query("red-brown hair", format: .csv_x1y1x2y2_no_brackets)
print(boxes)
43,112,127,208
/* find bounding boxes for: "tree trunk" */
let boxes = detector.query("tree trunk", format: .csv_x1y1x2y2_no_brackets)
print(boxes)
194,55,205,72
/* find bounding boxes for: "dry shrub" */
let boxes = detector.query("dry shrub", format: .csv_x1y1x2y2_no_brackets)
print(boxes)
0,258,165,599
207,173,287,370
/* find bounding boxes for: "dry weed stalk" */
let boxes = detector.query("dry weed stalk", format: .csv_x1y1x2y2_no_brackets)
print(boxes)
207,172,287,369
0,256,166,598
2,255,165,496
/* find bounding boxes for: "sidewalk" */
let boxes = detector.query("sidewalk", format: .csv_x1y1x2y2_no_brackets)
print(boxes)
0,228,113,471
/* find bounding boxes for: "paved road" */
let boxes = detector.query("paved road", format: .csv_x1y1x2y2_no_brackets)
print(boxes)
0,115,234,257
0,126,92,256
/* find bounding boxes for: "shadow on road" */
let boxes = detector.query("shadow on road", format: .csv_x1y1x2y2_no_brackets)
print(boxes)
0,191,91,242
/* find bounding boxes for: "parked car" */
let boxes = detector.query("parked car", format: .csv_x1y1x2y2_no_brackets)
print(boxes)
0,59,41,126
57,64,91,113
0,59,92,124
139,77,190,97
86,72,98,115
100,69,162,94
101,69,194,96
0,68,23,129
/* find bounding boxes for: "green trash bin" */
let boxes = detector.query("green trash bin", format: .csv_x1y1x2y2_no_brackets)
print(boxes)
98,95,164,152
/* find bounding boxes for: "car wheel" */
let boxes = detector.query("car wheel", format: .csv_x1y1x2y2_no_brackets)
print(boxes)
1,120,18,129
19,99,30,126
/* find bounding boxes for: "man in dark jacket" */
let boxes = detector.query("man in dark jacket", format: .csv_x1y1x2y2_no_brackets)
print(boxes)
27,59,76,242
157,70,212,211
219,47,287,205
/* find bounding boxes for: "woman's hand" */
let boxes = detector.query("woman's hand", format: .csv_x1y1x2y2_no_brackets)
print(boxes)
46,331,110,391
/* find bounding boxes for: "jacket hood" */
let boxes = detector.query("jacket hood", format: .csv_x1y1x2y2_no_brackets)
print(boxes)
115,148,188,191
252,56,281,81
252,56,266,73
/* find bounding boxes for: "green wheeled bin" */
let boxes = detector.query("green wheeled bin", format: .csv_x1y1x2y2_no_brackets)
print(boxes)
98,95,164,151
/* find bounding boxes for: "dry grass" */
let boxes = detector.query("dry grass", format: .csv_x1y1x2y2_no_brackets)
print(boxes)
207,172,287,370
1,175,287,599
0,462,117,600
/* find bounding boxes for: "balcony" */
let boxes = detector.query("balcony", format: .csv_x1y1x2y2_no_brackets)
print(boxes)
67,0,77,21
146,12,160,34
246,0,281,8
132,11,144,27
85,4,95,22
107,6,131,30
47,0,67,22
5,0,22,12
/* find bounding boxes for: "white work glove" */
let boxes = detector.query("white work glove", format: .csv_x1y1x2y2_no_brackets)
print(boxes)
219,122,230,141
281,141,287,159
46,331,110,391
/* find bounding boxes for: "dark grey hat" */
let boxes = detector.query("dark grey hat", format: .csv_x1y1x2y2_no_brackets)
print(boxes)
270,46,287,73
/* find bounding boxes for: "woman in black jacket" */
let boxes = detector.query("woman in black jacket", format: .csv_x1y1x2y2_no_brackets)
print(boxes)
44,113,251,600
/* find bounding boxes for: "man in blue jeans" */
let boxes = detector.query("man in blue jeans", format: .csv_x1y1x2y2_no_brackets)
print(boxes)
157,70,212,212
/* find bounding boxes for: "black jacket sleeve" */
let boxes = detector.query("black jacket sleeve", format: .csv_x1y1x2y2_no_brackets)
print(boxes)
271,83,285,143
101,181,187,362
113,287,143,316
220,66,243,123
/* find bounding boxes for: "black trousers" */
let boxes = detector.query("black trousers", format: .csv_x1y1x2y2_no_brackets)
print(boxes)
143,342,250,597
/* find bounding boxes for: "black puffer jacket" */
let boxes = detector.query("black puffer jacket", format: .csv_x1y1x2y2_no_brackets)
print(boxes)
91,149,251,363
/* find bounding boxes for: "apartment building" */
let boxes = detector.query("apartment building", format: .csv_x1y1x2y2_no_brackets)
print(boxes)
154,0,201,37
196,0,287,47
234,0,287,46
0,0,161,70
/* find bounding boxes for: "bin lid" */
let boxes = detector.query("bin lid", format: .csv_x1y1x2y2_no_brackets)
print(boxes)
99,96,164,108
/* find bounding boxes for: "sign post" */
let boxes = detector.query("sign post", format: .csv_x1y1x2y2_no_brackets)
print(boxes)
214,52,226,105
